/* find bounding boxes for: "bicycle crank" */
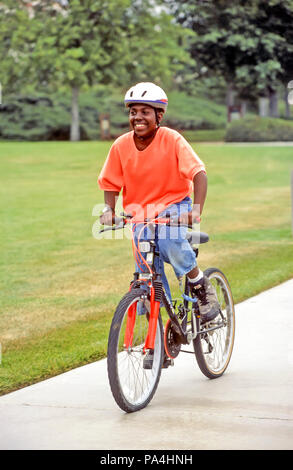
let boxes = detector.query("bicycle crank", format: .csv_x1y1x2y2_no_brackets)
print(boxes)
164,319,182,359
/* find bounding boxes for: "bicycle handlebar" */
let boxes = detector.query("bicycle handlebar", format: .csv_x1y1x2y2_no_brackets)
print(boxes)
99,213,200,233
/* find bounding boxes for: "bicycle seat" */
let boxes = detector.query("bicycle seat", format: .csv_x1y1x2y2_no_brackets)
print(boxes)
186,231,209,245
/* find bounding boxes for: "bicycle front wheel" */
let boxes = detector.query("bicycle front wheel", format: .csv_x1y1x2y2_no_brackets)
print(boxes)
107,288,164,413
193,268,235,379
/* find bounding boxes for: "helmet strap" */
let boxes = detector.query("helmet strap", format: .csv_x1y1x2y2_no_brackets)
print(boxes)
155,109,160,127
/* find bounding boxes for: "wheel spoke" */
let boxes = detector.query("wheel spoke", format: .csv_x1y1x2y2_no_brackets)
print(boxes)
108,291,163,412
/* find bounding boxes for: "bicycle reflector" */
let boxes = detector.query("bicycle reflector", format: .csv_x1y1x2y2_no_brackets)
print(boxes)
139,242,151,252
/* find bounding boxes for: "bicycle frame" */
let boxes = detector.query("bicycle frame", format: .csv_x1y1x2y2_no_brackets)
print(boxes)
125,275,197,354
100,214,200,354
124,219,195,353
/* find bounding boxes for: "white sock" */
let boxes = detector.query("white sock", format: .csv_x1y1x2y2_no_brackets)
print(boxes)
187,269,203,284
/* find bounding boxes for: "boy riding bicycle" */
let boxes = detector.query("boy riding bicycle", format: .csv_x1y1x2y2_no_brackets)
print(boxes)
98,82,221,324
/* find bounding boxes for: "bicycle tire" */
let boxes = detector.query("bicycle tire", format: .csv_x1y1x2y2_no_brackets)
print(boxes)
192,268,235,379
107,288,164,413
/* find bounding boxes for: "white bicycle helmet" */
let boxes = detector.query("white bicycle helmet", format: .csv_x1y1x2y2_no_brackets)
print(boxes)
124,82,168,112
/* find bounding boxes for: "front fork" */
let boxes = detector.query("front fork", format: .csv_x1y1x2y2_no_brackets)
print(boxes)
124,275,193,353
123,301,137,349
144,280,162,351
123,276,162,352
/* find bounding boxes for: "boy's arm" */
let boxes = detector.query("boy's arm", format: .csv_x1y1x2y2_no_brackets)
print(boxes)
178,170,207,225
191,170,207,221
100,190,119,225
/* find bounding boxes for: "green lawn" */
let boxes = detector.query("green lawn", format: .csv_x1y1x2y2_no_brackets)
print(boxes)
0,140,292,394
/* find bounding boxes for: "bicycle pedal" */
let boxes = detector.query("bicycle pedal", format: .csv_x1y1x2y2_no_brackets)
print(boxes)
143,350,154,369
162,357,174,369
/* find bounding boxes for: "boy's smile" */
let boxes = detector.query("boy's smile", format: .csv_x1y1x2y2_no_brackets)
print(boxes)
129,104,162,140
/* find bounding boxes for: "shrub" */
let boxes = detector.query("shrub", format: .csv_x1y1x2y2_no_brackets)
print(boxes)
181,129,226,142
165,91,226,131
0,94,72,141
0,88,227,141
225,117,293,142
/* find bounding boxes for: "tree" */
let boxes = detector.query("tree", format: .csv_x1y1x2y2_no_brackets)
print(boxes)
0,1,36,95
121,0,193,89
167,0,293,118
28,0,132,141
1,0,194,140
256,0,293,117
26,0,192,141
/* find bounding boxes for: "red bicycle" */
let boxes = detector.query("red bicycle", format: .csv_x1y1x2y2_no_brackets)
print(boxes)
102,215,235,413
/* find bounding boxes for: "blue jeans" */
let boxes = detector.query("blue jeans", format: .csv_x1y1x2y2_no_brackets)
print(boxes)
133,197,197,300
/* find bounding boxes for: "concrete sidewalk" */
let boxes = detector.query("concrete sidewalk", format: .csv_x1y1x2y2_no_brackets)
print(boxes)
0,279,292,450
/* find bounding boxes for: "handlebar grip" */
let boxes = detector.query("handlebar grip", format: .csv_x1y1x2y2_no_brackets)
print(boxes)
99,217,126,233
169,214,200,228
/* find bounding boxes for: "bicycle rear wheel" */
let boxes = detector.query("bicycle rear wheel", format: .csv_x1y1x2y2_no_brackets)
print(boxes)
107,288,164,413
193,268,235,379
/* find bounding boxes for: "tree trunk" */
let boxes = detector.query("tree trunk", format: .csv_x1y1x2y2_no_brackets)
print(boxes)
226,82,235,122
269,88,279,118
258,96,269,117
240,100,247,117
70,86,80,142
226,82,235,107
284,87,291,119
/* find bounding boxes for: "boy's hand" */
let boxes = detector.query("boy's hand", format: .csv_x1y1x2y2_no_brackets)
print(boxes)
178,205,201,226
100,207,115,225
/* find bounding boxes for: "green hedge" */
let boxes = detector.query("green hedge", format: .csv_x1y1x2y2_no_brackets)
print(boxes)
0,88,227,141
164,91,227,131
0,92,100,141
181,129,226,142
226,116,293,142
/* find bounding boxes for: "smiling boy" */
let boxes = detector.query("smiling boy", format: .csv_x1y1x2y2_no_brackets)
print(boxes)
98,82,221,324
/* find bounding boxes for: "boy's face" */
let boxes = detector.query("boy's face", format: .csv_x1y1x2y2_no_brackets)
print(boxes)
129,104,163,138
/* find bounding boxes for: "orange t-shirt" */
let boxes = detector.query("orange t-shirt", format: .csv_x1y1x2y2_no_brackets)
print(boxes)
98,126,205,220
